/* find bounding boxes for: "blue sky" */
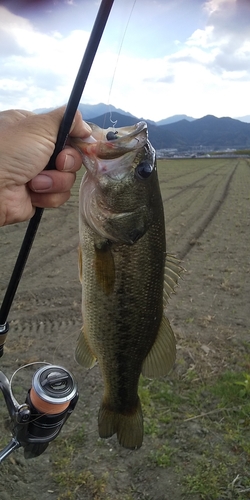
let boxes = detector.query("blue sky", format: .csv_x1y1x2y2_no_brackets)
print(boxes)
0,0,250,121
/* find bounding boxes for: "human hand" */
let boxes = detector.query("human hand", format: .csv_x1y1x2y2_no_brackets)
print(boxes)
0,107,91,226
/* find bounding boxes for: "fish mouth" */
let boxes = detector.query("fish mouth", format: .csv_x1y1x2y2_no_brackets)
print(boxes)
70,121,148,178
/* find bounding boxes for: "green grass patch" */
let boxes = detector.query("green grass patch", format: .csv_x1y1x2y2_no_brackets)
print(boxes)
183,452,250,499
50,426,108,500
139,369,250,499
54,470,108,500
139,376,182,436
150,444,174,467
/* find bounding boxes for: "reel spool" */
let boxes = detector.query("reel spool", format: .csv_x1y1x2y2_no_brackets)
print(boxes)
30,365,77,414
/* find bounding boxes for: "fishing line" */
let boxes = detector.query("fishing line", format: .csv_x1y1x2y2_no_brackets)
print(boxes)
0,0,115,356
9,361,50,388
101,0,137,129
9,361,50,404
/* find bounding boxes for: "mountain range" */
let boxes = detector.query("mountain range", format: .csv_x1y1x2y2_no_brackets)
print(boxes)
34,103,250,150
78,104,250,150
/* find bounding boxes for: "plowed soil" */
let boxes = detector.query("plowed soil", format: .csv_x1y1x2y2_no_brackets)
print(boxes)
0,158,249,500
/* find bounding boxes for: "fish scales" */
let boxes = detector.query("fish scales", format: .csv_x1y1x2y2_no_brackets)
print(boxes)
70,122,182,449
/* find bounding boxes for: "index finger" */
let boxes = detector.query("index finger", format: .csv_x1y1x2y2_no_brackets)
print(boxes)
69,110,92,138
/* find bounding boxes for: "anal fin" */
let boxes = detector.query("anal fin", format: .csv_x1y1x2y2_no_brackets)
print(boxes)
142,316,176,378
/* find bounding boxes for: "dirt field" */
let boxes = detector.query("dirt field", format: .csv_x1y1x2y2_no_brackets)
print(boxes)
0,157,249,500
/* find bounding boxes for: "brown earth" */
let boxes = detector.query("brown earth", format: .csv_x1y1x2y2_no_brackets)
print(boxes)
0,157,249,500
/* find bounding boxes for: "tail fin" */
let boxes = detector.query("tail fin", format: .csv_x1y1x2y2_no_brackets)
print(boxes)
98,399,143,449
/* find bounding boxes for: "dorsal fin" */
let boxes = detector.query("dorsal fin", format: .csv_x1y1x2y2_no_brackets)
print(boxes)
163,254,184,306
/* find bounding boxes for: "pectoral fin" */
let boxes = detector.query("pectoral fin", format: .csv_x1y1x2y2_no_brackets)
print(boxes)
142,316,176,378
75,327,96,368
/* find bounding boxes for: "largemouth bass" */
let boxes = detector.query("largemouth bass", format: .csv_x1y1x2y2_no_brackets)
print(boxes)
71,121,182,449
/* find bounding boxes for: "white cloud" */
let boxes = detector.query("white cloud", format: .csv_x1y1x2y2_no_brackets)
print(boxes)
0,6,89,110
0,2,250,120
191,0,250,81
186,26,215,49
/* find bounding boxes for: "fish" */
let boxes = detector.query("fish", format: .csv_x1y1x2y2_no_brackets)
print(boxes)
70,121,182,449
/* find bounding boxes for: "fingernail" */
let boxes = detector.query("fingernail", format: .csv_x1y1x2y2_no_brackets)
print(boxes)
63,154,75,171
31,174,53,192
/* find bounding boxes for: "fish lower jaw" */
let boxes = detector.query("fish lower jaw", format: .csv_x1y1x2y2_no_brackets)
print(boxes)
82,151,138,179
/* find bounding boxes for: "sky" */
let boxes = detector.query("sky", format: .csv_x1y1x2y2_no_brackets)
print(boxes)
0,0,250,121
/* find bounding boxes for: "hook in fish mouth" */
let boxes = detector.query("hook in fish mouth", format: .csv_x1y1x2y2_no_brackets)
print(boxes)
70,121,148,160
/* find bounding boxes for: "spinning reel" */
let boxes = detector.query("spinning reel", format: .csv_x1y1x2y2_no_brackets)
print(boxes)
0,365,78,462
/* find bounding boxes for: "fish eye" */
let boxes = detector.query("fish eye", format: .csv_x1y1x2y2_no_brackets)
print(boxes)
106,131,118,141
135,161,154,180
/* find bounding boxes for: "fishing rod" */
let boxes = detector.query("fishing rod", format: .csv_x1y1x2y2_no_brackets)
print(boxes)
0,0,114,355
0,0,114,462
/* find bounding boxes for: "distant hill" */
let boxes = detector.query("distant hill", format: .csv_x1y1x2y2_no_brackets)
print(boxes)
87,112,250,150
34,107,54,114
33,104,250,150
156,114,195,126
78,102,134,120
82,107,250,150
33,103,134,119
236,115,250,123
162,115,250,150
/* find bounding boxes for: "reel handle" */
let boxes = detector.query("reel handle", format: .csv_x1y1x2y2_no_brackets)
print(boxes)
0,438,20,463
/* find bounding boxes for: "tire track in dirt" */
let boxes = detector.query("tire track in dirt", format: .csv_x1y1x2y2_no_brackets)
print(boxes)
20,207,79,278
162,163,229,203
160,159,224,184
9,316,80,337
23,236,79,277
0,205,79,289
6,315,82,367
9,315,80,337
176,162,238,260
163,165,230,228
6,285,82,362
163,161,236,254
